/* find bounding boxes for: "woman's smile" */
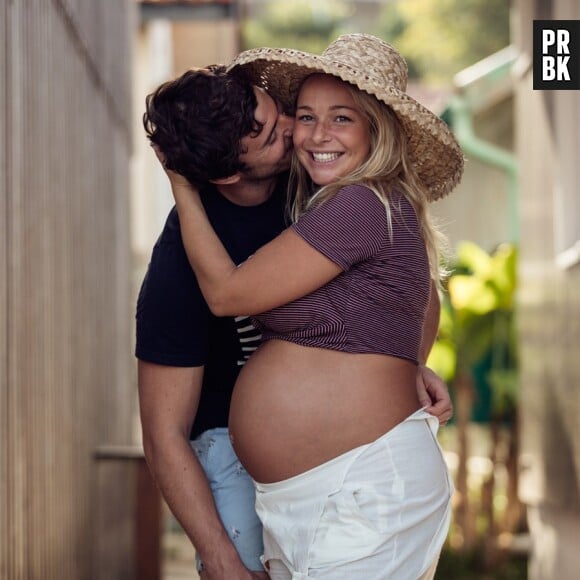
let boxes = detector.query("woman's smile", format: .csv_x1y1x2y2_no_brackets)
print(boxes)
310,151,343,163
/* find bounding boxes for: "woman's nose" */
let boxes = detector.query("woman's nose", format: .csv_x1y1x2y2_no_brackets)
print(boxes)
311,120,330,143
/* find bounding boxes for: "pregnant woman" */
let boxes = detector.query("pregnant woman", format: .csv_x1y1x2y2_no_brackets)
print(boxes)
159,34,463,580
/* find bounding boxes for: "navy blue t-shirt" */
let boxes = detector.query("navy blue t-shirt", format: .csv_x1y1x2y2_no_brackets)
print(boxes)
135,179,288,439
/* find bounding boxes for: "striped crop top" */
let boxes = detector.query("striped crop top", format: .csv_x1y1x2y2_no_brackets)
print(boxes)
251,184,431,364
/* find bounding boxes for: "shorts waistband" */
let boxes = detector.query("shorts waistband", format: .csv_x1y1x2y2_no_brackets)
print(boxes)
191,426,229,443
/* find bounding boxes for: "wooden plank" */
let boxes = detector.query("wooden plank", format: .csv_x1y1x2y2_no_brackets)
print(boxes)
1,0,135,578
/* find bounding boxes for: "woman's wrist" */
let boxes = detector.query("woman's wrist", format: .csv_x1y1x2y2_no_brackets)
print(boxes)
170,179,203,209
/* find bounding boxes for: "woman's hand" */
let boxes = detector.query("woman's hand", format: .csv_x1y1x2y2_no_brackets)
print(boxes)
416,365,453,425
150,143,200,200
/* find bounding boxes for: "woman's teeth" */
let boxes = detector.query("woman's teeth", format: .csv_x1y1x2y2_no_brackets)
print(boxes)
312,152,340,162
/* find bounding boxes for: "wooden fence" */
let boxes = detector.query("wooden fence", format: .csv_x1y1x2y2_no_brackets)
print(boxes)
1,1,138,578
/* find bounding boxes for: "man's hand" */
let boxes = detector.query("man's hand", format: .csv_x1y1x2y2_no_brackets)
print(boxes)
416,365,453,425
197,539,268,580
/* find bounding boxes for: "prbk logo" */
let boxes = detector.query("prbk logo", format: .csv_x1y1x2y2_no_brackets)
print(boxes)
533,20,579,89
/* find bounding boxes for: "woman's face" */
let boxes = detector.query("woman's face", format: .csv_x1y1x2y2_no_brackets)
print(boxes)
293,74,371,186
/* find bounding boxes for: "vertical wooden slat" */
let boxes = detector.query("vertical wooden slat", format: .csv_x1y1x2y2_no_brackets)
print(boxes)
136,460,163,580
0,2,8,580
7,1,26,577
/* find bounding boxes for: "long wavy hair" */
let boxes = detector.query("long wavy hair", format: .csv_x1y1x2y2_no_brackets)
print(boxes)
289,81,448,283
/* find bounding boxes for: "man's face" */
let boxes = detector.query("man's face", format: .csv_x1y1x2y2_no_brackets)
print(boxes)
238,87,294,180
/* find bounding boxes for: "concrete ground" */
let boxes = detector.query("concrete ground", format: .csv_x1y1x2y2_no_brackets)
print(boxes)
162,530,200,580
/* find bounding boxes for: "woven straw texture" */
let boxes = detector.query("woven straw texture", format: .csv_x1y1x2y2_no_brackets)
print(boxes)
228,34,464,201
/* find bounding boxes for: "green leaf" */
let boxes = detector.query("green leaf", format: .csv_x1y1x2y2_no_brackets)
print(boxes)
448,275,498,314
427,340,457,382
456,240,493,275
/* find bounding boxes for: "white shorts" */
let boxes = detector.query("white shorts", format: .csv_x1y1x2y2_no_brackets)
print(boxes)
254,409,454,580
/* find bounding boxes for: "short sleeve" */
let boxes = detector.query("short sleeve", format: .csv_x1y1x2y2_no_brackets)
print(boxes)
135,209,210,367
291,185,388,270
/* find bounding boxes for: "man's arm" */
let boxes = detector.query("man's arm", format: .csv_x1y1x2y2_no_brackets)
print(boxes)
416,282,453,425
138,361,264,579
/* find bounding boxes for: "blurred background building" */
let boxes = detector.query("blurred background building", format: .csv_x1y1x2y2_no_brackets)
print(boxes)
514,1,580,578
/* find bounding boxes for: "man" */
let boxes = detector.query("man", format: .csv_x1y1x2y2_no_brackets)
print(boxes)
136,65,452,579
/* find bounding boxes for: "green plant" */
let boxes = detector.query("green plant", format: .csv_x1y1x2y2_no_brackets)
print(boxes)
428,242,523,569
242,0,350,53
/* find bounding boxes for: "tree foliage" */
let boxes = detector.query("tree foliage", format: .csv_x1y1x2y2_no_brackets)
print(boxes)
241,0,510,86
376,0,511,84
242,0,350,53
428,241,519,417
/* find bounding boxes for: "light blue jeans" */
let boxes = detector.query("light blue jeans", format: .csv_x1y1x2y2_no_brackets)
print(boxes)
191,428,264,572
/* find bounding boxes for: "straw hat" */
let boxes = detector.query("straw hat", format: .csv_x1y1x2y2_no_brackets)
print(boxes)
228,33,464,201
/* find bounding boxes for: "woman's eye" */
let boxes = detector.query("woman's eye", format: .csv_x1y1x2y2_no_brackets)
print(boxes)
335,115,351,123
298,114,313,122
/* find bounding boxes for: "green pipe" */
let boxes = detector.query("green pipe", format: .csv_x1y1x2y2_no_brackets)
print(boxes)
446,95,519,243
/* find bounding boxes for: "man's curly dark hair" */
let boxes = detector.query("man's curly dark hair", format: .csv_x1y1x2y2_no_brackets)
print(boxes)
143,65,261,187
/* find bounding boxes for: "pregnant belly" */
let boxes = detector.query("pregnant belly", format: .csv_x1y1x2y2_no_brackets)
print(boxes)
228,340,420,483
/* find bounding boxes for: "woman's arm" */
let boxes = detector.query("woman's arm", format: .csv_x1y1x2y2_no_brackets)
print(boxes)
167,166,343,316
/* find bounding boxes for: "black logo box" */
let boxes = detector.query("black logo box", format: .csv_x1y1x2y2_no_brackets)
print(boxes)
533,20,580,90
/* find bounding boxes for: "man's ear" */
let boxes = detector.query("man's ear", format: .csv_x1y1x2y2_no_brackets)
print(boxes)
210,173,241,185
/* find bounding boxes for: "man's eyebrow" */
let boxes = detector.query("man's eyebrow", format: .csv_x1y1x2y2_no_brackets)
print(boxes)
263,116,278,148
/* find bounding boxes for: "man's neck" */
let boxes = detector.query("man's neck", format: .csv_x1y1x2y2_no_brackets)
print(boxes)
217,177,278,207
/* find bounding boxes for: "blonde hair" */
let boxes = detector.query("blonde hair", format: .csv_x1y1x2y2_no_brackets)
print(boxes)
288,80,448,283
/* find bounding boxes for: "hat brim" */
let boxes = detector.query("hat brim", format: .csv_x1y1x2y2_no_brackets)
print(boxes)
228,48,464,201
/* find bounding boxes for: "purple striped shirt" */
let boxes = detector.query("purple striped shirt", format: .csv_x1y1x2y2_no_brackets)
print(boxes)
252,184,431,364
